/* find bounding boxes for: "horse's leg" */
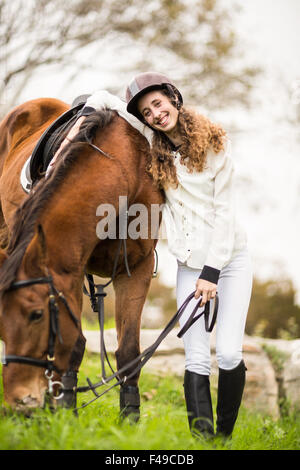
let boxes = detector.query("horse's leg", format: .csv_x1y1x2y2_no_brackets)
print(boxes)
113,250,154,422
57,333,86,413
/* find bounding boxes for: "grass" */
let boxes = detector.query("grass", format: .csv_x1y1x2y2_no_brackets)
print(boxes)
0,351,299,451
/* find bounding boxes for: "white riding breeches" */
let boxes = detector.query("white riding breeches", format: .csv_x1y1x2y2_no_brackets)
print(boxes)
176,248,253,375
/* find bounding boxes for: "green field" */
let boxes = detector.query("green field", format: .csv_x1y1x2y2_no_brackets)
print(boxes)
0,351,299,451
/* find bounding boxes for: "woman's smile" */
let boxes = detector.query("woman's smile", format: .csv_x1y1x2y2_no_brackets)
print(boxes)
155,112,170,127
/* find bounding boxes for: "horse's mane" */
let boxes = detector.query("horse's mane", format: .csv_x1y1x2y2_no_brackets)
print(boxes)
0,109,116,295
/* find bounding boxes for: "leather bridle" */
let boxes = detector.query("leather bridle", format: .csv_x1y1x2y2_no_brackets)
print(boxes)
0,232,131,401
1,274,80,399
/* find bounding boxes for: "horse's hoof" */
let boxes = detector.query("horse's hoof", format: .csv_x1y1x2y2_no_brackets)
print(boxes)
119,384,140,423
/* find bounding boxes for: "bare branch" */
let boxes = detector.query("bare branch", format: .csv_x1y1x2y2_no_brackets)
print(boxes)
0,0,260,112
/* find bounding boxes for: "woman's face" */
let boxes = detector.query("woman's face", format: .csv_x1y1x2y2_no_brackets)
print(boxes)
137,90,179,137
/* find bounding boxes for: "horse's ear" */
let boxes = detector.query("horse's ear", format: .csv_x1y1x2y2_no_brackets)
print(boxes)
0,248,8,269
23,224,48,275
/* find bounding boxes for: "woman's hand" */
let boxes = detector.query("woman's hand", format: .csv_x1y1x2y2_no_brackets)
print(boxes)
46,116,86,178
195,279,217,307
56,116,86,158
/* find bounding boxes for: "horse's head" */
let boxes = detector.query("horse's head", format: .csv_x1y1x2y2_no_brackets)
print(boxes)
0,225,81,412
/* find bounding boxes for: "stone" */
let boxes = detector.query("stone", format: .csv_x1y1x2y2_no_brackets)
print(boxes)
254,337,300,411
83,327,280,418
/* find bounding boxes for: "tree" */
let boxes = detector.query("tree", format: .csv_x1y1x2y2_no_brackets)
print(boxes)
246,278,300,339
0,0,260,114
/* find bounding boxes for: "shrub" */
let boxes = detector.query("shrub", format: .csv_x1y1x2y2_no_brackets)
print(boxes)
246,278,300,339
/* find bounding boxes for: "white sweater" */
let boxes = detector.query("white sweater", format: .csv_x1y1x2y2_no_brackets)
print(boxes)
162,142,247,276
80,91,247,283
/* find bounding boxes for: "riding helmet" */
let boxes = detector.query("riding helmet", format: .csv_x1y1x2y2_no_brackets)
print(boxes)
126,72,183,121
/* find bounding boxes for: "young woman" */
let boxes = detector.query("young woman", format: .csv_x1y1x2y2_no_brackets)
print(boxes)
49,72,253,438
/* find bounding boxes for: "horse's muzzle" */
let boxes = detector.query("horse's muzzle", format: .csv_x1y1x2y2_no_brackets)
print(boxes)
16,394,40,409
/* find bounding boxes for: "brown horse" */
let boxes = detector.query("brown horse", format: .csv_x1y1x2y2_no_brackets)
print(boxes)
0,98,163,415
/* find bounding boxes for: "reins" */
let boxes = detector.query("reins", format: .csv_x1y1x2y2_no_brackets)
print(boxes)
73,280,218,411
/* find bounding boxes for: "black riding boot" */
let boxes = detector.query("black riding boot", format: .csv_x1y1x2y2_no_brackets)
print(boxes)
119,384,140,423
184,370,214,437
216,360,246,437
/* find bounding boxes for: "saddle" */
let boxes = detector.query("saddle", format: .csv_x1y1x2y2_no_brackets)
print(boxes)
22,94,91,192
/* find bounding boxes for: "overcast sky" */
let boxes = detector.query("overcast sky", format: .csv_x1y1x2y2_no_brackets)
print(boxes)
228,0,300,300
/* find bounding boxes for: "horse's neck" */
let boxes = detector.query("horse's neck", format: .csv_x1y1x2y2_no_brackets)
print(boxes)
37,119,145,274
40,200,99,274
39,166,125,273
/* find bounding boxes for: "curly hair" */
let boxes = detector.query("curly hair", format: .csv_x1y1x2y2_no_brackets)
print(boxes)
147,105,227,189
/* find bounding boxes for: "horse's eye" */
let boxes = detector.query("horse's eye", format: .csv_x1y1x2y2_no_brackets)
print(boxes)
29,309,44,323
